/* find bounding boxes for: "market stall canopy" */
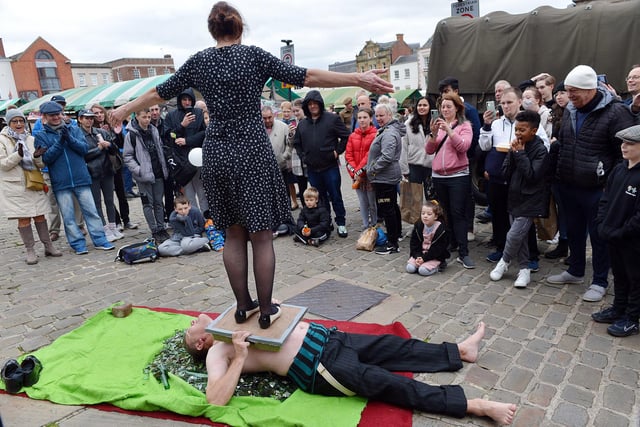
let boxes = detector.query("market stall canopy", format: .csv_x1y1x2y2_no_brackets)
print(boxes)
263,78,301,102
19,75,173,114
0,98,24,114
390,89,423,107
293,87,361,108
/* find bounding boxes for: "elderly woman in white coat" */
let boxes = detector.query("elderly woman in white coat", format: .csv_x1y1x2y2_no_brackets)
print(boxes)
0,109,62,264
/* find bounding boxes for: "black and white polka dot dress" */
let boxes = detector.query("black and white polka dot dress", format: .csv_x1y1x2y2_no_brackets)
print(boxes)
157,45,307,232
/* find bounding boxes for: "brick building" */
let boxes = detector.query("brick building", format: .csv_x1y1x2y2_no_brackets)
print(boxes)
355,34,418,82
7,37,74,101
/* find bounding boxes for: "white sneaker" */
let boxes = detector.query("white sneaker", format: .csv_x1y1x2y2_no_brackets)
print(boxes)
547,271,584,285
104,225,117,242
490,258,509,281
514,268,530,288
582,284,606,302
109,223,124,241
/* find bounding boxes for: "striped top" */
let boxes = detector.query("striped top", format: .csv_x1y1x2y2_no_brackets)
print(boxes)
286,323,332,392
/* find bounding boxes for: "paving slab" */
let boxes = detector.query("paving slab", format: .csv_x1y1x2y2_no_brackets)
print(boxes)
1,163,639,426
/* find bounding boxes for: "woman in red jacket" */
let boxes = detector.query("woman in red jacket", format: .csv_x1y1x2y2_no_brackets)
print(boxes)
345,107,377,230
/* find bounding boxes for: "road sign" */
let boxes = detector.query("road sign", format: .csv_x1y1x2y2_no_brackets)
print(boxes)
280,45,295,65
451,0,479,18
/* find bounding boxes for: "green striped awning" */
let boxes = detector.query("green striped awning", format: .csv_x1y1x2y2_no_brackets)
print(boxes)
0,98,23,114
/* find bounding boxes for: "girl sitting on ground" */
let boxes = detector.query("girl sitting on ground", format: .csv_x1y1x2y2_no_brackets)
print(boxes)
406,200,450,276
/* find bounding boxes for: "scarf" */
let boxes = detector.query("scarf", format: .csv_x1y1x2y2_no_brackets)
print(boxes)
8,128,36,171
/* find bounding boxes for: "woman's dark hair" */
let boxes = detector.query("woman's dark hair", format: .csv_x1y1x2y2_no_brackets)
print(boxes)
356,107,373,118
409,96,434,134
208,2,244,41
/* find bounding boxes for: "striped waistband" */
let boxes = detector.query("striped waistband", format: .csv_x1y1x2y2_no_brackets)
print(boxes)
286,323,332,392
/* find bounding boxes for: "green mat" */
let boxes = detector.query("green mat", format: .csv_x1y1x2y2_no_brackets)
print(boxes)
4,308,366,427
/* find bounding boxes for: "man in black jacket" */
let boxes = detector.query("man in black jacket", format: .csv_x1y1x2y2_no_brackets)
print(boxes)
294,91,350,237
164,89,208,216
547,65,636,302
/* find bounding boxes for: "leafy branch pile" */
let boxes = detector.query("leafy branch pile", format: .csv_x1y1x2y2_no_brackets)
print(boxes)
146,330,297,401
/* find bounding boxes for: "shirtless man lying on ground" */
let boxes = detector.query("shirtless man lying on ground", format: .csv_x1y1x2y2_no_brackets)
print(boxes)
185,316,516,425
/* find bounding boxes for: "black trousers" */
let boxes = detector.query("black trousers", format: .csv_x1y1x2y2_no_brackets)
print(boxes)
315,331,467,418
373,182,402,246
113,168,131,225
610,242,640,320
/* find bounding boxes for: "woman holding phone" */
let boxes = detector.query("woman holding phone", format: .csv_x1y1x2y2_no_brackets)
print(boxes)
400,96,436,201
426,93,474,269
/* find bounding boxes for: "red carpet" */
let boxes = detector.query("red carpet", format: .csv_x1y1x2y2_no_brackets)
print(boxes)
6,306,412,427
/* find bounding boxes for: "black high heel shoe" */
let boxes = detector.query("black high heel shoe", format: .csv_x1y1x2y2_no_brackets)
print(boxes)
258,304,282,329
234,300,260,323
1,359,23,394
21,356,42,387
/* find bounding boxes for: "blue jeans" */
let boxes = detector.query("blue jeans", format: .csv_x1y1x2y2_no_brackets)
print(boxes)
558,184,609,287
55,186,110,251
123,165,134,193
307,166,346,226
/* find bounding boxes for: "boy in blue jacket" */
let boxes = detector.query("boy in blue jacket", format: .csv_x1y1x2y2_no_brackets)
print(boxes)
591,125,640,337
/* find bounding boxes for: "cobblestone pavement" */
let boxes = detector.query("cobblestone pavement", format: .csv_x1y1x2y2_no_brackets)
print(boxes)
1,166,639,427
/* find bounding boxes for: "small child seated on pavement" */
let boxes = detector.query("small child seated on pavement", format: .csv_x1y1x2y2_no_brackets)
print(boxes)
406,200,450,276
158,195,211,256
293,187,331,247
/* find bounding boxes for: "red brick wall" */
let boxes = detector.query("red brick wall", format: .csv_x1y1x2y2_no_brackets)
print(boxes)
11,37,73,99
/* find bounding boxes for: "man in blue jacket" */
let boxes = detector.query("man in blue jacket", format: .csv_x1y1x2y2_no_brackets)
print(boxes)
34,101,114,254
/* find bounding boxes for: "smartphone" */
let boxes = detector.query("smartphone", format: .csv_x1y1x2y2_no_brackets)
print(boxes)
185,107,194,115
486,101,496,113
597,74,607,84
430,109,439,122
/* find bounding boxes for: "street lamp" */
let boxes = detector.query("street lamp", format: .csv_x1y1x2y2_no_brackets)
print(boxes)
281,39,292,46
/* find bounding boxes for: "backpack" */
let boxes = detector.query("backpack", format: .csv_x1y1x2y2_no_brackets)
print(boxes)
114,239,159,264
163,144,198,187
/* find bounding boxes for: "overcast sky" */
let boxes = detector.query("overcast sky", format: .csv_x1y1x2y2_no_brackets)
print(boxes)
1,0,572,70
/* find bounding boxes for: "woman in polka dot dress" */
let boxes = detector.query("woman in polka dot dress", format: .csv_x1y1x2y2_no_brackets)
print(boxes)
110,1,393,329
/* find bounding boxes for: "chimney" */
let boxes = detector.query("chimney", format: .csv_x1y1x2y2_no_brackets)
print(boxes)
396,34,404,42
0,38,6,58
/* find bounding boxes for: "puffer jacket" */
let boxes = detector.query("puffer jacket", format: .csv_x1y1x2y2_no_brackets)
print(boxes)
345,125,376,179
556,88,635,189
426,120,472,176
35,124,92,191
0,128,50,218
501,135,550,217
400,120,433,175
366,119,405,185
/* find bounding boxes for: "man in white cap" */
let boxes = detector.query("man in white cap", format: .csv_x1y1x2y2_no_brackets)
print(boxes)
547,65,635,302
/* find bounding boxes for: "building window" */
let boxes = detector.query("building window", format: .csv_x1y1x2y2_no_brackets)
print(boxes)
148,67,156,77
102,73,109,84
133,68,141,79
78,74,86,87
116,71,122,82
404,68,410,78
394,70,400,80
35,50,61,95
163,68,171,74
90,74,98,86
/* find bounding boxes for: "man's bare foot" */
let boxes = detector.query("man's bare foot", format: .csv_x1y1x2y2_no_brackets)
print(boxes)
458,321,485,363
467,398,516,425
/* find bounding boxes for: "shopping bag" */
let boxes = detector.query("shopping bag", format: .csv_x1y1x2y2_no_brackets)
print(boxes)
400,181,423,224
534,195,558,241
355,227,377,251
